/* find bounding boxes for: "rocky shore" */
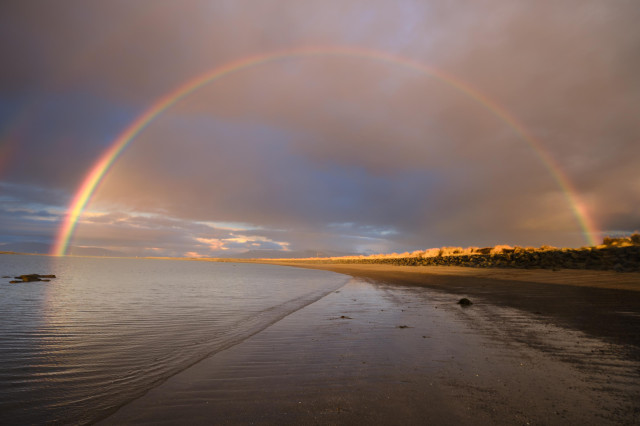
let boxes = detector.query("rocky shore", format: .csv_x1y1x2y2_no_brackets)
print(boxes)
285,244,640,272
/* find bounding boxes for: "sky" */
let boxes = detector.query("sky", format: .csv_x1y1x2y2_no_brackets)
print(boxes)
1,0,639,257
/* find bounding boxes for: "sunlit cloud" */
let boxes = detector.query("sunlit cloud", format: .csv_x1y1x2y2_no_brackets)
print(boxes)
183,251,209,258
199,221,262,232
197,234,290,253
195,237,229,252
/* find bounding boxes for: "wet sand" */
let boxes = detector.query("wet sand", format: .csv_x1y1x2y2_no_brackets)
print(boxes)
102,266,640,425
260,262,640,291
264,264,640,351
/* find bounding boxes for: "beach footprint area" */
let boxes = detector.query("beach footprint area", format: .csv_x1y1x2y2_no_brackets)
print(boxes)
102,274,640,425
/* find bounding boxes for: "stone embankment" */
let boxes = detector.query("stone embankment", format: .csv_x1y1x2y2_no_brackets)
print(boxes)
319,246,640,272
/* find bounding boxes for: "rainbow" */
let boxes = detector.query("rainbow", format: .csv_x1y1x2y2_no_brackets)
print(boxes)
51,46,599,256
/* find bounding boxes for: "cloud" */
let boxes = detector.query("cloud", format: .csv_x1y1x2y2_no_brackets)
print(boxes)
1,1,639,253
195,238,228,252
69,211,293,257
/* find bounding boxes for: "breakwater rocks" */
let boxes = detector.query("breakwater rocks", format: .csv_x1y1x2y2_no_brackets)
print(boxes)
325,246,640,272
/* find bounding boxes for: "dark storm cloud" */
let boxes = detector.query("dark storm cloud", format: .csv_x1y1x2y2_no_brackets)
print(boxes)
0,206,60,243
1,1,639,254
91,116,439,228
1,91,142,193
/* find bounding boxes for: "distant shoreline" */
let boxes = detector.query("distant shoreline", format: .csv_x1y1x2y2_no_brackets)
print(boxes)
216,239,640,273
172,235,640,273
4,238,640,275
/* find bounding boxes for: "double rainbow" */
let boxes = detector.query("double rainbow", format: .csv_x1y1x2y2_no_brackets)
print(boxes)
51,46,599,256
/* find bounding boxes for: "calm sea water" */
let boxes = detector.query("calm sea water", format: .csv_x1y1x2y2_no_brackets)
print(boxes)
0,254,349,425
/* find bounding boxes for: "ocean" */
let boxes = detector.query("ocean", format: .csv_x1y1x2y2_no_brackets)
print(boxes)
0,254,349,425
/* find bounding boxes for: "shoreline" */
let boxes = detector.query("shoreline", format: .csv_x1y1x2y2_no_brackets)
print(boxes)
205,241,640,272
250,261,640,291
102,268,640,425
257,262,640,354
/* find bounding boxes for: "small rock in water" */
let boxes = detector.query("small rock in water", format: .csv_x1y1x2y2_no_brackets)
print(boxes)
16,274,42,282
2,276,10,278
458,298,473,306
397,325,410,329
12,274,57,282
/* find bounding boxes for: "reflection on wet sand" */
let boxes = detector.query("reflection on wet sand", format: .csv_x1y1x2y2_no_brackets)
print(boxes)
103,275,640,425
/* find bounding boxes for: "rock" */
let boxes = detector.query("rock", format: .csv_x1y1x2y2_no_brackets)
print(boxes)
458,298,473,306
397,325,410,329
2,276,10,278
16,274,42,282
12,274,57,282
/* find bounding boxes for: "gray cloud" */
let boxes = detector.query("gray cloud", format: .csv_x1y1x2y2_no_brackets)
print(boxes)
1,0,639,254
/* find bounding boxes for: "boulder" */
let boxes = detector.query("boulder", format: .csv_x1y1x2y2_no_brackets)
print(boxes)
12,274,56,282
16,274,42,282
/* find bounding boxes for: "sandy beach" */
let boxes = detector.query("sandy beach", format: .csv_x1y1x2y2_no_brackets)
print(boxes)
101,265,640,425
